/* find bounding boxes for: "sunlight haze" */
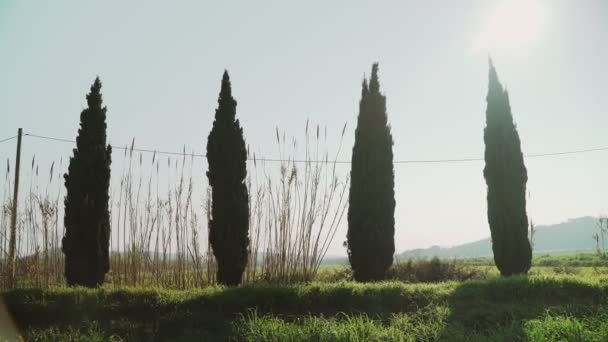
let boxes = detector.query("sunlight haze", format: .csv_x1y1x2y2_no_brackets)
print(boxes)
471,0,548,57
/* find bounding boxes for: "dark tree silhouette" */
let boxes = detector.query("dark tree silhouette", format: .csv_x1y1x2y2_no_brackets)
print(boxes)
483,59,531,276
62,77,112,287
347,63,395,282
206,70,249,286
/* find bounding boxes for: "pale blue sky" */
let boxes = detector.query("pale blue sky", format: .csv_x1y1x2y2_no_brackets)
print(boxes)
1,0,607,255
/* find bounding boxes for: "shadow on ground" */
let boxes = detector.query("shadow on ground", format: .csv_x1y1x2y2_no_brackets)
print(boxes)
438,275,607,341
2,275,607,340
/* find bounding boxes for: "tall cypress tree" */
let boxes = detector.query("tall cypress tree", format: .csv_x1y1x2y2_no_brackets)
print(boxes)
483,60,531,276
347,63,395,282
62,77,112,287
206,70,249,286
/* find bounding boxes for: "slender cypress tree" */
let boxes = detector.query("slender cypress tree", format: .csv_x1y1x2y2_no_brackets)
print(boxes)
483,59,531,276
206,70,249,286
62,77,112,287
347,63,395,282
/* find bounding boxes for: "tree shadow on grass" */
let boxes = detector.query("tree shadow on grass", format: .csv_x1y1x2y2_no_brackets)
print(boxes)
4,277,607,341
2,283,429,340
156,282,438,339
439,275,607,341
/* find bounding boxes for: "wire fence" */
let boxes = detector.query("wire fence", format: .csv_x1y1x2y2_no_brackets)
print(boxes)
0,135,17,144
0,128,607,289
15,131,608,164
0,127,351,289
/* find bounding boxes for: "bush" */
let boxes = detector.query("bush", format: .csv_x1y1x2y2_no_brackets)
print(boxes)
552,266,580,275
315,266,353,283
387,257,487,283
317,258,488,283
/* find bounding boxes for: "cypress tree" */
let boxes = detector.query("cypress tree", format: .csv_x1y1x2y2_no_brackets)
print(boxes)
62,77,112,287
206,70,249,286
347,63,395,281
483,59,531,276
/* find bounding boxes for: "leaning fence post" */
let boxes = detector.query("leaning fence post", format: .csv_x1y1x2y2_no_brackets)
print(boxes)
7,128,22,288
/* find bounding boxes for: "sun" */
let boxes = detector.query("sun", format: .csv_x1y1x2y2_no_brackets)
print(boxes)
472,0,547,57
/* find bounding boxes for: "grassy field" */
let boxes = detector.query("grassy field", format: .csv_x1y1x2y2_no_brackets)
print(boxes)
455,253,608,268
3,263,608,341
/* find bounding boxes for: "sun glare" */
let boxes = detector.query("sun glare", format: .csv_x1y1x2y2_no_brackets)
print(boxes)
472,0,547,57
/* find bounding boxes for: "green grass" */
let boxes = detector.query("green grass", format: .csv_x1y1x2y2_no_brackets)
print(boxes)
533,253,608,267
3,273,608,341
235,309,608,342
457,252,608,267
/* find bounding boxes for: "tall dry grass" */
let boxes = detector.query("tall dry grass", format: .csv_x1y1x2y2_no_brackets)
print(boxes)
0,122,348,289
256,122,349,283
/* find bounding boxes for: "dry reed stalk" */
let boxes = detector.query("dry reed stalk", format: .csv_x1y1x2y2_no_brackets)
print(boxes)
253,122,349,283
1,122,348,289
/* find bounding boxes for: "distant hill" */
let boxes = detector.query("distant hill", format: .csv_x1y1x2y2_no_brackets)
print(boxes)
24,217,600,265
398,216,600,259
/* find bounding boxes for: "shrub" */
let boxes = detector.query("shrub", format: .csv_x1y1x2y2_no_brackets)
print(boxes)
387,258,487,283
552,266,579,275
317,258,488,283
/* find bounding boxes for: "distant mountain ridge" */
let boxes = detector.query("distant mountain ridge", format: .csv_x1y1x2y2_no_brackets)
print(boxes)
398,216,600,259
22,217,600,265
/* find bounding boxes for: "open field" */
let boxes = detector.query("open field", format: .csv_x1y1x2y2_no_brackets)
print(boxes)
453,253,608,268
3,268,608,341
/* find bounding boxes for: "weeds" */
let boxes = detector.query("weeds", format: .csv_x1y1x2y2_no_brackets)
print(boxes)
318,258,487,283
388,258,488,283
552,265,580,275
0,122,348,289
